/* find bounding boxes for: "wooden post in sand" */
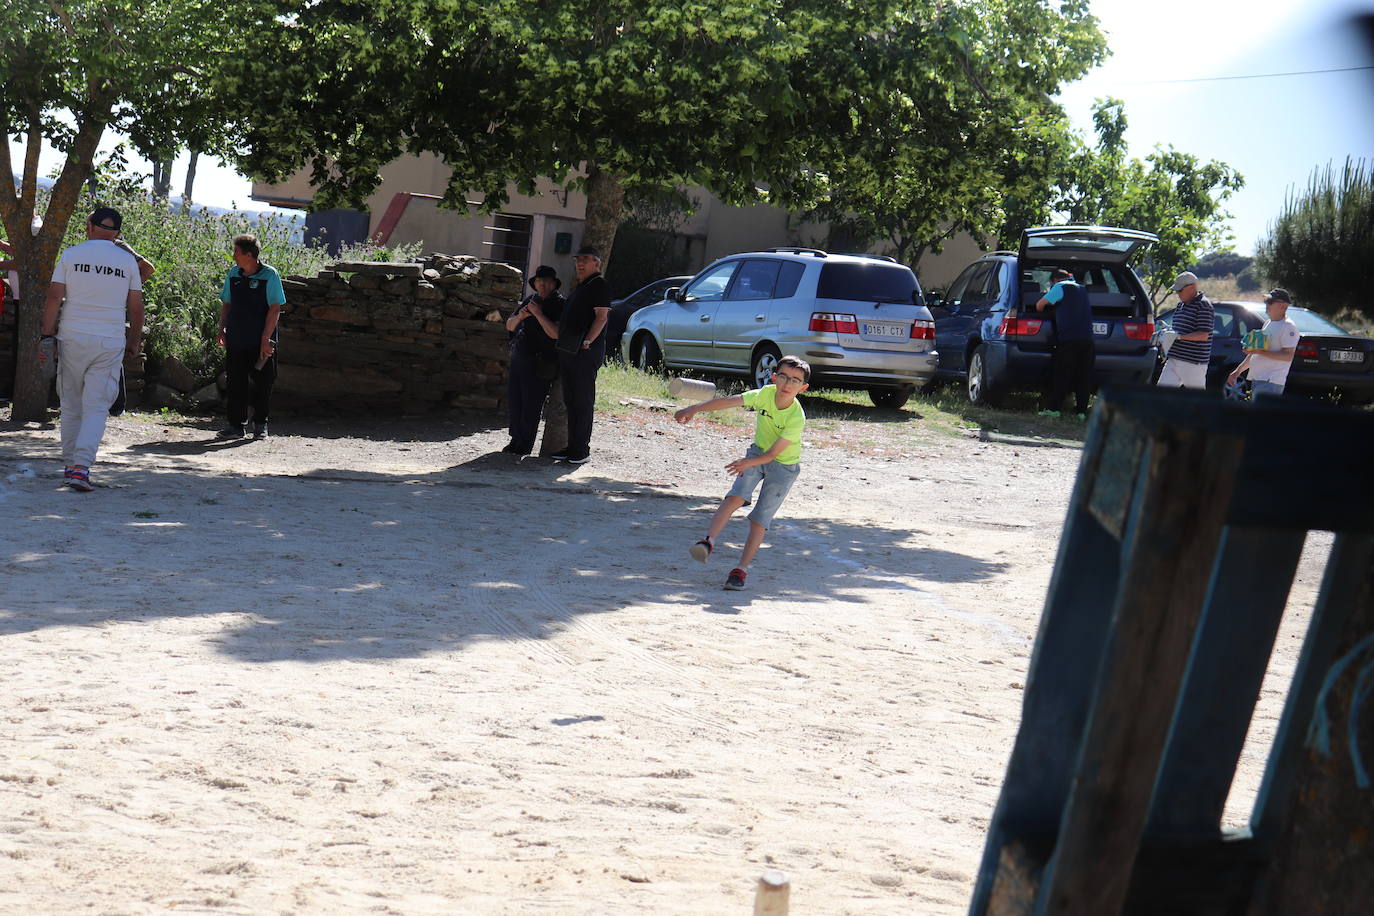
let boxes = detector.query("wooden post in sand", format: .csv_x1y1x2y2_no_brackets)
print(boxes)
752,870,789,915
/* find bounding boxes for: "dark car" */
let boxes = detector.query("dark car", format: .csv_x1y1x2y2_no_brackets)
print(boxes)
929,226,1160,406
1155,300,1374,405
606,275,692,358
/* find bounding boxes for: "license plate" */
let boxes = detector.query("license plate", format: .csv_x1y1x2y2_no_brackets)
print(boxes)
1092,321,1109,336
1330,349,1365,363
863,322,907,339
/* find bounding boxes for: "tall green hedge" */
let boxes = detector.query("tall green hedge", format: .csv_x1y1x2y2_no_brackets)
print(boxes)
1256,158,1374,318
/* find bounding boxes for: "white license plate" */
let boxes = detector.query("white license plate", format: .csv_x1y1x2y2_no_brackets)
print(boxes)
1092,321,1109,336
1330,349,1365,363
863,322,907,339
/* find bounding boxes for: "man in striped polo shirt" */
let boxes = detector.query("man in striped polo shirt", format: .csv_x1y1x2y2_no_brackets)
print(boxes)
1157,271,1214,389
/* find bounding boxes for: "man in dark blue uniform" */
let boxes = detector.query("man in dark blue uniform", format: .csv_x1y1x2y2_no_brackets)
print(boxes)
216,234,285,440
553,245,612,463
1035,267,1095,418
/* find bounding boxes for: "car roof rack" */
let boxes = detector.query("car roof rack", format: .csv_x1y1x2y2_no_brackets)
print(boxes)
763,247,828,257
838,253,899,263
988,250,1017,257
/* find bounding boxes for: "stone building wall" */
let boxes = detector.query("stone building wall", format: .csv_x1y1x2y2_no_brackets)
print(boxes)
273,254,522,411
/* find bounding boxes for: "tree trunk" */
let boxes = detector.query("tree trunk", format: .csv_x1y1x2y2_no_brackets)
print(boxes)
8,105,111,422
538,375,568,457
183,151,199,205
582,164,627,275
151,158,173,199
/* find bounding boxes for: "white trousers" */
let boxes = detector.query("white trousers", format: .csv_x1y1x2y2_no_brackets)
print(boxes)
1157,357,1207,390
57,331,124,468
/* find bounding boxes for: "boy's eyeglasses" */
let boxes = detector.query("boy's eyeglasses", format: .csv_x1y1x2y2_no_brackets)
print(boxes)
776,372,807,386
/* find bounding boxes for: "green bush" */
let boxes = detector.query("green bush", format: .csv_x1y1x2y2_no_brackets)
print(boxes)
45,182,418,379
1255,158,1374,318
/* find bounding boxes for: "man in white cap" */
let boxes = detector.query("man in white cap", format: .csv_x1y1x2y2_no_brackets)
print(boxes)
1157,271,1214,390
38,206,144,491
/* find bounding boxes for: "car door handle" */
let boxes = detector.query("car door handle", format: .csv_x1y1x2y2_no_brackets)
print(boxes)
699,315,710,322
755,315,766,321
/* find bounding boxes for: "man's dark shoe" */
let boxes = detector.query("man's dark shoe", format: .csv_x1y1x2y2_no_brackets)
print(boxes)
724,568,748,590
565,452,591,464
252,422,269,440
550,450,571,461
216,424,245,440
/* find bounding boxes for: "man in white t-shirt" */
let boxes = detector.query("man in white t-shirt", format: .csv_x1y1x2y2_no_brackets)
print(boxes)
38,207,145,492
1228,287,1300,401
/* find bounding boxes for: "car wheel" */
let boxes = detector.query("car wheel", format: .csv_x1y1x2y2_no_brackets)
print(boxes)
869,387,912,409
633,334,663,373
967,344,1005,407
751,344,783,389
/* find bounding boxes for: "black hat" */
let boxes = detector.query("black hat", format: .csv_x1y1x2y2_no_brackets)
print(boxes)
574,245,601,259
1264,287,1292,304
89,206,122,231
1052,267,1074,281
528,264,561,290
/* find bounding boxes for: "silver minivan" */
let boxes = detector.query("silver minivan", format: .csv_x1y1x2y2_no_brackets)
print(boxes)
621,248,938,408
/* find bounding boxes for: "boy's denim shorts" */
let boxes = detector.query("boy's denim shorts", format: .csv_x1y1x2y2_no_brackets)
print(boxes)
726,445,801,529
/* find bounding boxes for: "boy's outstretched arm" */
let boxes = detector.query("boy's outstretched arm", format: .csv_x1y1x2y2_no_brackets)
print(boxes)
674,395,744,424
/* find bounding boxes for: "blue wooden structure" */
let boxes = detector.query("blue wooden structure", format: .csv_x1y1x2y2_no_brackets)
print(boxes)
969,387,1374,916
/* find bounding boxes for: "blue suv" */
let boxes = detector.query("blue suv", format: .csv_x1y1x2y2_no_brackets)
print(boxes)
929,226,1160,406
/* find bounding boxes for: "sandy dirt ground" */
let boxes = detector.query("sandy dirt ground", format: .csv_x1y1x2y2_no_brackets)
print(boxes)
0,399,1328,914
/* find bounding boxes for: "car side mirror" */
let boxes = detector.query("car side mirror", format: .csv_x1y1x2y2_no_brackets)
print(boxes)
666,286,683,303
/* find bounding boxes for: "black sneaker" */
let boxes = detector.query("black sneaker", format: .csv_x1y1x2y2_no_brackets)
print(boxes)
216,424,245,440
724,568,748,590
690,539,713,563
252,422,269,440
565,452,591,464
550,450,571,461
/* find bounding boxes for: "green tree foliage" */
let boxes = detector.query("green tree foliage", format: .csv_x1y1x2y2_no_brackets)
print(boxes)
1,0,276,420
1255,158,1374,318
1048,100,1244,305
233,0,1109,273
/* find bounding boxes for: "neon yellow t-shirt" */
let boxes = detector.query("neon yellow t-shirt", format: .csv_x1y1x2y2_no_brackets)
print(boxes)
741,385,805,465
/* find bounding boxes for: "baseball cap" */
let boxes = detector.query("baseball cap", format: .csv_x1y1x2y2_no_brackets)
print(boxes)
1264,287,1292,304
89,207,122,231
1172,271,1199,292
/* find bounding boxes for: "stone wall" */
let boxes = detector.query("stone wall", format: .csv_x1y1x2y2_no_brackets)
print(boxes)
274,254,522,411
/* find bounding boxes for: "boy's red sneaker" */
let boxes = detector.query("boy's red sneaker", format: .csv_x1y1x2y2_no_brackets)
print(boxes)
724,568,747,590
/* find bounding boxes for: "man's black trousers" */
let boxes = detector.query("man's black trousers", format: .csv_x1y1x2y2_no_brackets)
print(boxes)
225,347,277,427
1045,338,1095,414
507,347,554,452
558,341,605,458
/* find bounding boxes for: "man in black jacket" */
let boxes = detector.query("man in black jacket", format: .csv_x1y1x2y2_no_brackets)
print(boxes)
553,245,612,463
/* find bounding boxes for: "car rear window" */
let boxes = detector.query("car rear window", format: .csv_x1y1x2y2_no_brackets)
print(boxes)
817,262,917,303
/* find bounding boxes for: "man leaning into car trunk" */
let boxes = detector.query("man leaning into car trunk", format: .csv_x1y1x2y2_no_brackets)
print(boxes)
1157,271,1214,389
1034,267,1094,418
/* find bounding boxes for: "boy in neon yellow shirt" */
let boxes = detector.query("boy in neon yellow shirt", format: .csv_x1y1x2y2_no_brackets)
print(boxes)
674,356,810,590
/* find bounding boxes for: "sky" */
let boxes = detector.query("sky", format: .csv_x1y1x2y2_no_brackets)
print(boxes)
12,1,1374,257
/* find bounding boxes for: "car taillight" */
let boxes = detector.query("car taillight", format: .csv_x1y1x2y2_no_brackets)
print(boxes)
997,316,1044,336
1297,341,1319,358
809,312,859,333
1123,321,1154,340
910,319,935,340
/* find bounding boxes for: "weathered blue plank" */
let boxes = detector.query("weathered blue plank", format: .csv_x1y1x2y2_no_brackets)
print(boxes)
1249,532,1374,845
1147,526,1306,837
